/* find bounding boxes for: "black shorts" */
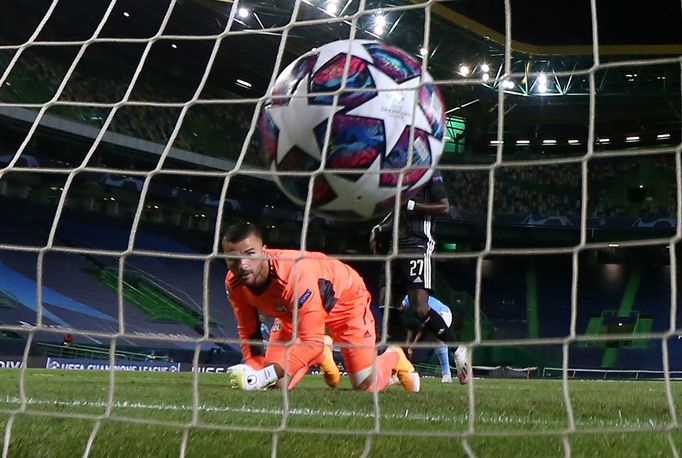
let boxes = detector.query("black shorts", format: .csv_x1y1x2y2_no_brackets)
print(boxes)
378,251,434,301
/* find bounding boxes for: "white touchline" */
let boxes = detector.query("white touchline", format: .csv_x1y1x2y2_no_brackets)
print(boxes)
0,396,667,429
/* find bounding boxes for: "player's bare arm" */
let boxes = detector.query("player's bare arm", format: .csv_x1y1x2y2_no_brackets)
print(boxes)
406,329,423,360
369,212,394,254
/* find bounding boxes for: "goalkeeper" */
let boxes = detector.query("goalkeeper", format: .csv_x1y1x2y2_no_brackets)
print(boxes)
222,222,419,392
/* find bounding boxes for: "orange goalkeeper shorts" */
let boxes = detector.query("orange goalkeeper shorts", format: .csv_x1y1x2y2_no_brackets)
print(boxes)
265,296,378,375
326,293,377,374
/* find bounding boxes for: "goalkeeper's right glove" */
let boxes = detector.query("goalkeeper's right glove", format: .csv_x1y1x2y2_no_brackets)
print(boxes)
229,364,279,391
229,366,262,391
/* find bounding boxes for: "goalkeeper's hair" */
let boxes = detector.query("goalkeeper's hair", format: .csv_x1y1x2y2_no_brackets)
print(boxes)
222,221,263,244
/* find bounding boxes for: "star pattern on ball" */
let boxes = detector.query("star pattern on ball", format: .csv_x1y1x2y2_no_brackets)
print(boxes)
312,40,374,73
345,65,432,156
427,135,444,163
267,73,344,163
318,156,403,218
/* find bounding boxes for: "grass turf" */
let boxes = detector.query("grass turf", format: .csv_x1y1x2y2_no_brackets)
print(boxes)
0,369,681,457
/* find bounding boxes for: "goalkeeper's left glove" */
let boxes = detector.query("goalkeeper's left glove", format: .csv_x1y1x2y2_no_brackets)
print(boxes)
229,364,278,391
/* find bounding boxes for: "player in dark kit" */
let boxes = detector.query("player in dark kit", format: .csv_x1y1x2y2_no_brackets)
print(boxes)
370,170,471,384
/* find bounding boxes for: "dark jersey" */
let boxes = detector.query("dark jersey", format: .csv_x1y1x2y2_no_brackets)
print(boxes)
392,171,448,252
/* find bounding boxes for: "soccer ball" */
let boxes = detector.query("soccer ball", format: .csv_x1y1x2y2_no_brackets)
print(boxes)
260,39,445,220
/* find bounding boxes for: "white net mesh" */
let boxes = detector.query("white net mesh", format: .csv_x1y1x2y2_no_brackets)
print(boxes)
1,0,682,456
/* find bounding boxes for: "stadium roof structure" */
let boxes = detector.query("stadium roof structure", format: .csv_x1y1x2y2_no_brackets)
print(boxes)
0,0,680,167
440,0,682,50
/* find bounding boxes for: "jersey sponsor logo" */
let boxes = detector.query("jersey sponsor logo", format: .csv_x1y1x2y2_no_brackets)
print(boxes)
298,289,313,308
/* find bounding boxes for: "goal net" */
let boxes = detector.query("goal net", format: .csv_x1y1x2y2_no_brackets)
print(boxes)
1,0,681,456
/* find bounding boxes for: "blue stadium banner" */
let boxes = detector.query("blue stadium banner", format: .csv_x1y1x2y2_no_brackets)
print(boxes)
46,357,180,372
0,359,23,368
184,364,232,373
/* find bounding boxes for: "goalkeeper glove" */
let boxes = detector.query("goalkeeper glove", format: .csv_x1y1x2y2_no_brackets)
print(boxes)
229,364,278,391
226,363,254,374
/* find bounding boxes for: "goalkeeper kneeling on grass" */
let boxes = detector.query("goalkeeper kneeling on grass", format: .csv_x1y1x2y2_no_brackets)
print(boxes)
222,222,419,392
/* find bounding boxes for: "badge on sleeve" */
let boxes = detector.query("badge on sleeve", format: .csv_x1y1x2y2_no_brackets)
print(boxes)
298,289,313,308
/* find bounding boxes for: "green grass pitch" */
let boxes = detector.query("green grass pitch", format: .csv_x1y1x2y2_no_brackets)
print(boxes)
1,370,681,457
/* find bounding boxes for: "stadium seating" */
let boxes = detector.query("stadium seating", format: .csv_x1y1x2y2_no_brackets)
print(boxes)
0,218,234,349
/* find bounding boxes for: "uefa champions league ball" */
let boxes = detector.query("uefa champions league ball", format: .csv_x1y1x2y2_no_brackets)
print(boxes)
260,39,445,220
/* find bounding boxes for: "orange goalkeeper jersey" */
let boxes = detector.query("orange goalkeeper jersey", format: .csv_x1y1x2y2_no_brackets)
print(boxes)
225,249,369,369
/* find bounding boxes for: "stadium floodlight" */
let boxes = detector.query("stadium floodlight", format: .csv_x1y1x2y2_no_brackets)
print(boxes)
420,47,428,57
459,65,470,76
598,137,610,144
325,2,339,15
626,136,640,142
568,139,580,144
236,78,252,88
171,43,178,49
536,73,549,93
482,73,489,82
238,7,250,18
490,140,503,145
480,63,489,72
374,14,386,34
502,79,514,89
516,140,530,145
657,133,671,140
542,139,557,145
609,243,620,247
123,11,130,18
